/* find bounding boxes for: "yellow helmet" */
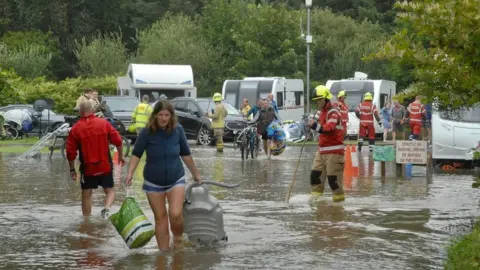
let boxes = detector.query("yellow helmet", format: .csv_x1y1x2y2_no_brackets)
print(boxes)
338,90,347,99
213,92,222,102
312,85,333,101
364,92,373,101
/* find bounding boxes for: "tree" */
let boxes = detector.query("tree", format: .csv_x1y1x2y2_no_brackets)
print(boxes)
372,0,480,111
74,32,129,77
0,43,52,79
136,13,225,96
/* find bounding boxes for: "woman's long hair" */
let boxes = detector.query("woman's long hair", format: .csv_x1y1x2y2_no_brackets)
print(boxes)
147,100,177,134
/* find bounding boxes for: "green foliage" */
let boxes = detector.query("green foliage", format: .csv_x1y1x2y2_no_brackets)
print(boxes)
136,13,225,96
372,0,480,111
445,223,480,269
74,32,129,77
8,75,116,114
0,66,21,105
0,43,52,79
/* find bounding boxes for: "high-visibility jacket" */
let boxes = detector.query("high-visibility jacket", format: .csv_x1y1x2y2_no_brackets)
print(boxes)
407,101,425,124
355,101,379,126
132,102,153,128
208,103,228,129
241,105,252,120
312,102,344,155
338,101,349,129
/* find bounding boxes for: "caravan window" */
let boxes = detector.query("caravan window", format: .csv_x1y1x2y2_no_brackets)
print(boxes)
139,89,185,102
238,81,259,108
329,81,375,112
440,105,480,123
276,92,284,108
380,94,389,108
294,92,302,106
225,93,237,109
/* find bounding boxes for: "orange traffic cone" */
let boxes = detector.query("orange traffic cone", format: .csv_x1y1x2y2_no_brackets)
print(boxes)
351,145,359,177
344,145,353,177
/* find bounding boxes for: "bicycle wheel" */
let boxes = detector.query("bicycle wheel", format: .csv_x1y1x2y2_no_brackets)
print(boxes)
122,136,130,157
240,134,247,160
253,135,259,158
6,127,18,140
233,133,238,151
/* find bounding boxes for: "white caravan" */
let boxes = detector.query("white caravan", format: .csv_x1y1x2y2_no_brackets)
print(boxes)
117,64,197,102
221,77,305,121
432,104,480,164
326,72,396,138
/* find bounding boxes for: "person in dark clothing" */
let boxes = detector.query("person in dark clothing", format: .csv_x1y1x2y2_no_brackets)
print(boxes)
125,100,202,252
66,100,125,219
252,97,281,158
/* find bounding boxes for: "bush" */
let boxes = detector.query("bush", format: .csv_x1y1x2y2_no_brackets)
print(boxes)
8,75,117,114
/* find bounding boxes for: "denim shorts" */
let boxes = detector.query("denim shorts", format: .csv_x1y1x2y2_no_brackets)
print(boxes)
142,176,185,193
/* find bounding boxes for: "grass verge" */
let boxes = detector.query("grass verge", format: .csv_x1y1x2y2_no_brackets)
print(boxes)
0,146,50,154
0,137,40,145
445,222,480,270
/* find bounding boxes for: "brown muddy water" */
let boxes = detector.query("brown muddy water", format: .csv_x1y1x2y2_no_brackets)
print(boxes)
0,145,478,270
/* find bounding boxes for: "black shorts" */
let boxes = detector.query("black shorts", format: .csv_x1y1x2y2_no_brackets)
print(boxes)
80,173,114,190
261,131,271,140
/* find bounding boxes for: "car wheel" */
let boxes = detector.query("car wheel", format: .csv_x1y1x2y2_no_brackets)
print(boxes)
197,127,213,146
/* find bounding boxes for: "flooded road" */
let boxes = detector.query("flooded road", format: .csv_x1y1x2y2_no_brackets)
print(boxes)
0,145,478,269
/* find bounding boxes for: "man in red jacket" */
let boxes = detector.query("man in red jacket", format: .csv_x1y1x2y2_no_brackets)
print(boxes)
355,92,381,151
66,100,125,218
407,95,426,140
308,85,345,202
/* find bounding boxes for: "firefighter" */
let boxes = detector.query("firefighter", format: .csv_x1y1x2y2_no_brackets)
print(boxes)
131,95,153,134
308,85,345,202
406,95,426,140
337,90,349,138
355,92,381,152
207,93,228,152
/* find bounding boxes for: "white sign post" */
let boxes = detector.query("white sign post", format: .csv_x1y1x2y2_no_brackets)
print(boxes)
395,140,428,165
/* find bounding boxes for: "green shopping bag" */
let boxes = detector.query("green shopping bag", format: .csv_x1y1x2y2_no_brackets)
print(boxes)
109,191,155,249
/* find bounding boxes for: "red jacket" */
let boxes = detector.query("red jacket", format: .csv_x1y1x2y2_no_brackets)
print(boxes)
407,101,425,124
66,114,122,176
313,102,344,155
338,101,349,128
355,101,379,126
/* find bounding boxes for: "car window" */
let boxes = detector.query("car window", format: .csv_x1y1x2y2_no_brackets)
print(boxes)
175,101,188,112
186,102,199,115
104,97,140,112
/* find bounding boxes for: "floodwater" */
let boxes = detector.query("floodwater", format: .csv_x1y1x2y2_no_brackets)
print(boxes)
0,144,479,270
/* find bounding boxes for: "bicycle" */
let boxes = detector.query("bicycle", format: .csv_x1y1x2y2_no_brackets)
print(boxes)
234,122,260,160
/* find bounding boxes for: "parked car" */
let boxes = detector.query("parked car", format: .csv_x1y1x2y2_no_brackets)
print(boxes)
0,104,66,133
101,96,140,141
162,97,247,145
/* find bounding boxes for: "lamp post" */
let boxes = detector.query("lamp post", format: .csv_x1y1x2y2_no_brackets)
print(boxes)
305,0,312,113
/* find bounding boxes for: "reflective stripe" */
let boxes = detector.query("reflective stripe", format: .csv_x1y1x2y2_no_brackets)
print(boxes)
409,118,422,122
327,119,337,123
319,145,345,151
360,120,374,123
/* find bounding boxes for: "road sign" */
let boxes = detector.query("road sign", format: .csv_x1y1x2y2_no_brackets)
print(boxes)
395,140,428,164
373,145,395,162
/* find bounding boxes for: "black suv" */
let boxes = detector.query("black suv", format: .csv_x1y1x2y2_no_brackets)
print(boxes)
166,97,247,145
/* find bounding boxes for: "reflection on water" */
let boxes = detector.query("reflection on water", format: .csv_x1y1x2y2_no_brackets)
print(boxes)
0,145,478,269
